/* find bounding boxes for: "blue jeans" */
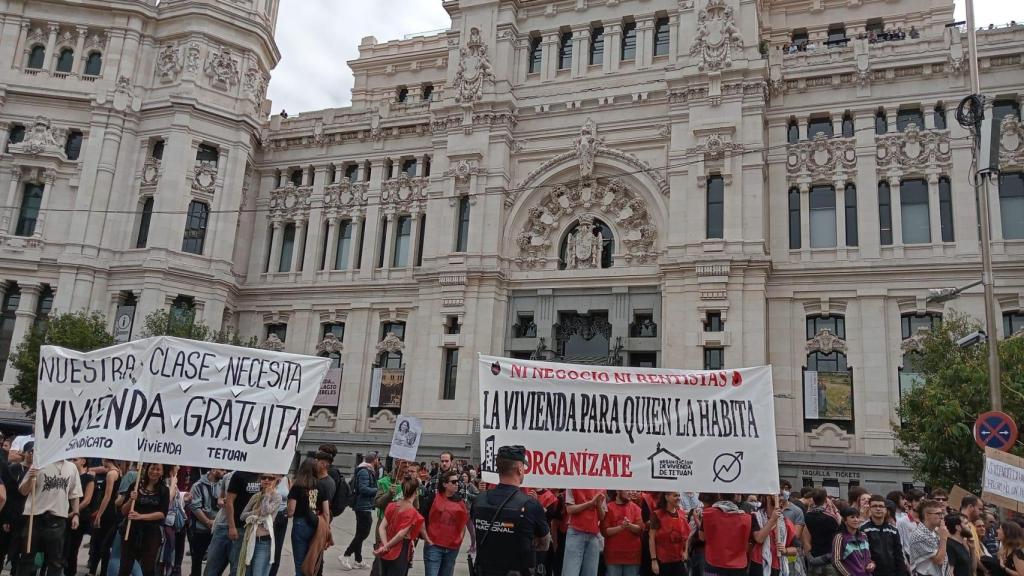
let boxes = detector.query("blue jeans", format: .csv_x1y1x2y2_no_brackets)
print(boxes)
106,531,143,576
290,517,316,576
245,538,272,576
606,565,640,576
561,528,601,576
203,524,242,576
423,544,460,576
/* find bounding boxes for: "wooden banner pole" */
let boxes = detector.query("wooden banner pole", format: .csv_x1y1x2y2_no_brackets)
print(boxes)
124,460,144,541
24,474,36,554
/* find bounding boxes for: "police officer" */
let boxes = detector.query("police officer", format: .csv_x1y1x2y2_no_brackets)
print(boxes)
471,446,551,576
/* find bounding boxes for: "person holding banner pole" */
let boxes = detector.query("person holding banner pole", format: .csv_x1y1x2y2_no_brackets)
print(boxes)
750,496,797,576
16,446,82,576
118,463,169,576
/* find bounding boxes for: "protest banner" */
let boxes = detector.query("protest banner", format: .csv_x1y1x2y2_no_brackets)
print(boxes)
982,447,1024,512
389,415,422,462
478,355,779,493
34,336,331,474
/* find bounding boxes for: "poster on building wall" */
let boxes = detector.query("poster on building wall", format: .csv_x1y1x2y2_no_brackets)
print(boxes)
314,367,342,408
389,415,422,462
34,336,330,474
113,305,135,344
804,370,853,420
477,355,779,493
378,368,405,409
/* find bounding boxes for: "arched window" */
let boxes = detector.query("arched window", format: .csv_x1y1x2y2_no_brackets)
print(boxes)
56,49,74,73
84,51,102,76
181,200,209,254
787,118,800,144
27,46,45,69
136,197,154,248
841,112,855,137
16,183,44,237
809,185,837,248
559,217,613,270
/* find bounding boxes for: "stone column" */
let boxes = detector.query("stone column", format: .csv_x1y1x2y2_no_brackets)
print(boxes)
72,26,86,76
416,156,427,177
889,176,903,246
0,123,8,149
637,17,655,69
305,166,314,187
44,23,58,75
571,26,588,78
324,216,339,270
357,162,367,182
13,21,29,70
927,173,942,246
382,214,396,269
517,39,529,83
3,284,40,383
541,32,558,81
799,183,810,250
267,220,283,273
3,168,21,234
291,219,306,273
349,215,364,270
409,211,422,267
34,171,56,239
606,23,621,72
835,178,847,249
667,15,679,65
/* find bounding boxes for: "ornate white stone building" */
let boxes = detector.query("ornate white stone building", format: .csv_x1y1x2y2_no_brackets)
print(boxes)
1,0,1023,495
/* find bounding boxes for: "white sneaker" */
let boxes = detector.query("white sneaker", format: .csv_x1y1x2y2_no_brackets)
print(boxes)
354,561,372,570
339,556,354,571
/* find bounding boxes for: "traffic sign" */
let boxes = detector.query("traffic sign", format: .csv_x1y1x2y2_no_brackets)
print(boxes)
974,411,1019,451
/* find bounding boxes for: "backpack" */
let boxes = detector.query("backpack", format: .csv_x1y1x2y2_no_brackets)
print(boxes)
329,467,350,517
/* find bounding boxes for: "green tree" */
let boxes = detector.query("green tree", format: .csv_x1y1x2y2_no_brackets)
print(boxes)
140,309,258,348
895,311,1024,492
9,311,115,413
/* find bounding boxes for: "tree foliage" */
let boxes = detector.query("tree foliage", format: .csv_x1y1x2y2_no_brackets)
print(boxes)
140,309,258,348
895,311,1024,492
9,311,115,413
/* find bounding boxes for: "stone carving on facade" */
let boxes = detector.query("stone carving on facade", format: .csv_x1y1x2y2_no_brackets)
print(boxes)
786,133,858,180
443,159,481,185
381,173,428,213
316,333,343,355
141,157,161,187
564,214,605,269
244,68,269,111
9,117,65,159
554,314,613,345
184,43,202,73
453,27,494,103
204,46,239,90
83,31,107,51
376,332,405,354
323,179,369,216
689,0,743,72
573,118,603,180
192,162,218,195
260,334,285,352
515,177,657,268
269,182,313,220
685,132,744,160
806,329,848,355
999,114,1024,170
157,45,181,82
875,124,952,172
900,327,931,354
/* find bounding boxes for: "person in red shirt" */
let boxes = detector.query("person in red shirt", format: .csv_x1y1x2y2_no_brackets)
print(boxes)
701,493,754,576
604,490,644,576
750,496,798,576
421,471,475,576
649,492,691,576
374,479,424,576
562,488,606,576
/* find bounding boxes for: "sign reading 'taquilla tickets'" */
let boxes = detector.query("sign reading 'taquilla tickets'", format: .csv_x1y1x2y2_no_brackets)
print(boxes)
478,355,779,493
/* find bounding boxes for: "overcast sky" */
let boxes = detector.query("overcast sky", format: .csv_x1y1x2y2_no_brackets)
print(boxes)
266,0,1023,115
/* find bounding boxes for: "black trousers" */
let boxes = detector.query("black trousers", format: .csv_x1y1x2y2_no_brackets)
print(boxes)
345,511,373,563
187,529,212,576
120,524,162,576
90,515,118,576
16,513,68,576
268,512,287,576
64,521,89,576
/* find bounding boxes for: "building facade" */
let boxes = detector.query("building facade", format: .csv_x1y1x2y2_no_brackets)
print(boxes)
1,0,1023,496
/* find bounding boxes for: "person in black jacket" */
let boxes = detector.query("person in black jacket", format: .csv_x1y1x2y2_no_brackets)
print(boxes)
861,495,909,576
340,451,380,570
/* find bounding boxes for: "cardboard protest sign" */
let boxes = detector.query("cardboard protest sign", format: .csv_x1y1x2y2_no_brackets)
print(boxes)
35,336,330,474
389,415,422,462
982,447,1024,512
478,355,779,493
948,485,976,511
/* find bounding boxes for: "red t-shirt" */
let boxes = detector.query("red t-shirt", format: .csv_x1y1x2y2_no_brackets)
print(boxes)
652,509,691,564
749,516,796,569
702,506,753,570
567,489,603,534
602,500,643,565
427,496,469,550
380,502,424,561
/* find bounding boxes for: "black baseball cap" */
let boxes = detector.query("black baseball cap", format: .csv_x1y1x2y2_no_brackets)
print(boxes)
22,442,34,454
497,445,527,463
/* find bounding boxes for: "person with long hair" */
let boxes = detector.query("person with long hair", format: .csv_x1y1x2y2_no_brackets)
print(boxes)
648,492,690,576
702,493,753,576
602,490,643,576
421,470,474,576
750,495,797,576
287,459,327,576
374,478,424,576
998,521,1024,576
236,474,283,576
831,507,872,576
159,465,188,576
119,463,169,576
88,460,123,576
65,457,96,576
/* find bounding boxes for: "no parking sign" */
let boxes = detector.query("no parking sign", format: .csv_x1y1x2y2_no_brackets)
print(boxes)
974,411,1019,451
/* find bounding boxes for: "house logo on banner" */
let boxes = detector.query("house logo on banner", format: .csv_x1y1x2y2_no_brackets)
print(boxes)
647,444,693,480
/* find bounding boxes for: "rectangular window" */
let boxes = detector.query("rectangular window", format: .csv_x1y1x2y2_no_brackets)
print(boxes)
900,179,931,244
528,36,542,74
182,201,209,254
377,217,388,267
845,184,858,247
136,197,154,248
621,22,637,60
629,352,657,368
589,27,604,65
265,323,287,342
878,181,893,245
999,172,1024,240
196,144,219,163
335,219,353,270
705,311,723,332
897,109,925,132
455,196,471,252
514,314,537,338
559,32,573,70
15,183,43,237
279,223,296,272
875,111,888,135
393,215,412,267
630,312,657,337
934,105,947,130
323,322,345,340
345,164,359,182
809,185,837,248
806,315,845,339
1004,312,1024,338
789,188,801,249
938,177,954,242
64,130,83,161
416,214,425,267
706,175,724,239
356,219,365,269
445,316,461,335
402,159,417,177
901,313,941,339
807,117,834,139
0,285,21,379
442,348,459,400
653,17,670,56
703,348,724,370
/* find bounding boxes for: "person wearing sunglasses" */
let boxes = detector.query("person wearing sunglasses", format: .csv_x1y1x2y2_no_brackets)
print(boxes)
236,474,282,576
420,471,475,576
